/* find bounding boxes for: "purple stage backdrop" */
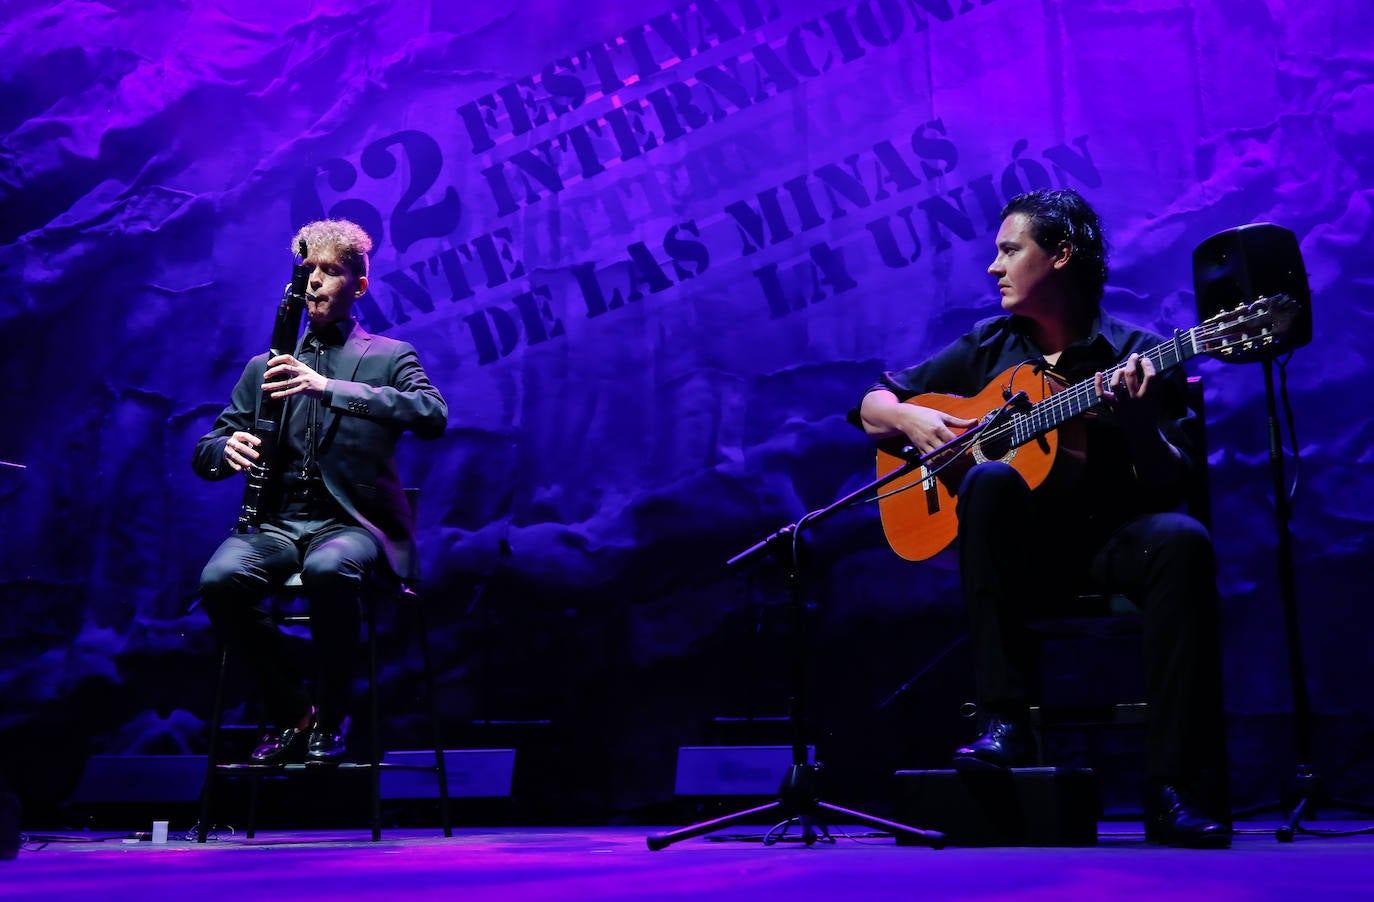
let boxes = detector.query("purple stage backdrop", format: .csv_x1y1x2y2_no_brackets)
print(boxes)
2,0,1372,817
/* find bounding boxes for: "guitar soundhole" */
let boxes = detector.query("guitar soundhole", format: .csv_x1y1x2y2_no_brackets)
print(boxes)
974,431,1016,463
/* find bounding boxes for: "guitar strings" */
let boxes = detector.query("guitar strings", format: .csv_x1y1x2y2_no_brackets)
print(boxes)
971,315,1247,451
863,314,1252,508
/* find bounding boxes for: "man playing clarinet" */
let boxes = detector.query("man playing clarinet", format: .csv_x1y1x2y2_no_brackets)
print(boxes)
193,219,447,763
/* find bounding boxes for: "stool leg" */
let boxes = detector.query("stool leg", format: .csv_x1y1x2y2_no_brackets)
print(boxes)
414,594,452,836
197,644,231,843
368,591,382,842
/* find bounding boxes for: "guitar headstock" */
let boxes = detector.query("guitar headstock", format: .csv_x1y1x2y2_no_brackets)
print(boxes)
1195,294,1304,363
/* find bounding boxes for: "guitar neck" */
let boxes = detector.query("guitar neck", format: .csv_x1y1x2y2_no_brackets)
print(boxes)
1014,327,1200,443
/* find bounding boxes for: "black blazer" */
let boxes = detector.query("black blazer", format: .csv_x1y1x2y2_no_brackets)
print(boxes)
193,321,447,581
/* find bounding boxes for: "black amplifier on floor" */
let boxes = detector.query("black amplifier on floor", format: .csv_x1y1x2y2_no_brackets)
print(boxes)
893,767,1100,846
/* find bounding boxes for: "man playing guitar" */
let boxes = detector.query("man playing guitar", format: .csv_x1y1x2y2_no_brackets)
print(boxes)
194,220,447,766
854,189,1230,849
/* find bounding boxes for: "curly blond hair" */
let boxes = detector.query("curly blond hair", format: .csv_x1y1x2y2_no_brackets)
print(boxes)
291,220,374,278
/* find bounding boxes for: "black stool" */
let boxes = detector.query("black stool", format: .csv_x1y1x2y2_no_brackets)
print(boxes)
196,552,452,842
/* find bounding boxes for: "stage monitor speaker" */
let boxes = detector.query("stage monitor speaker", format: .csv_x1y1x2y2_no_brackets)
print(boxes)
70,756,206,804
894,767,1100,847
674,745,815,796
1192,223,1311,360
381,749,515,799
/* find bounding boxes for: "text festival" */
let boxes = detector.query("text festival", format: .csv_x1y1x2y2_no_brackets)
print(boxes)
288,0,1103,365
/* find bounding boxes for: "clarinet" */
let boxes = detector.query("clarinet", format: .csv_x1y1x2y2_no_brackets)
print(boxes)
235,240,310,533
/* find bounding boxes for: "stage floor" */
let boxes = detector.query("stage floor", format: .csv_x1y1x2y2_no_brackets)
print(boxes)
6,820,1374,900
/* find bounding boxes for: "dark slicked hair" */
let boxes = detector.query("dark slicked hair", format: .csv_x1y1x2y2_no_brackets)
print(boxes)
1000,189,1109,307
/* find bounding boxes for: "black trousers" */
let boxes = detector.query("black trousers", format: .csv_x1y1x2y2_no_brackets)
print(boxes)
956,461,1227,784
199,515,381,730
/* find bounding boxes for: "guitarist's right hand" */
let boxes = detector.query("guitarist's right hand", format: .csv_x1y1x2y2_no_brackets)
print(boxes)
894,404,979,456
860,390,978,456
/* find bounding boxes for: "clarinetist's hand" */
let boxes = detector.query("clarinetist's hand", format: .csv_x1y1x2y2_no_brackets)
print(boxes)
224,431,261,472
264,354,328,399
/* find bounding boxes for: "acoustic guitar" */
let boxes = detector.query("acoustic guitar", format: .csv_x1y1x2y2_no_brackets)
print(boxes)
874,295,1303,561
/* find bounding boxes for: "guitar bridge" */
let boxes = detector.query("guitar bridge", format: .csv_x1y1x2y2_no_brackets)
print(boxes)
920,465,940,516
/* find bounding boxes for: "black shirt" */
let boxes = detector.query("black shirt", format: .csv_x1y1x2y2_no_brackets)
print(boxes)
277,319,353,514
852,311,1200,534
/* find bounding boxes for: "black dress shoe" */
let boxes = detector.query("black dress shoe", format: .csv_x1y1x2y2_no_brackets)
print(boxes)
250,726,308,765
952,715,1034,771
1145,783,1232,849
305,727,347,763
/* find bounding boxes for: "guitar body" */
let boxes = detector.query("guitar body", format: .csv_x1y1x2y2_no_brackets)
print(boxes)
876,364,1066,562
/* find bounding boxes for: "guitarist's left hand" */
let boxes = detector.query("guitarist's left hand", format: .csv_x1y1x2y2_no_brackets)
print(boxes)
1093,352,1164,434
1094,352,1186,487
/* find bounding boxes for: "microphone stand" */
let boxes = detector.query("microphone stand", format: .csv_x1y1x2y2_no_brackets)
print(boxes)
1262,356,1374,840
645,430,974,851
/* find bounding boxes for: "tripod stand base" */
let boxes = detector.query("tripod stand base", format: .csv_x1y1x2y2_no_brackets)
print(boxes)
646,765,945,851
1276,765,1374,842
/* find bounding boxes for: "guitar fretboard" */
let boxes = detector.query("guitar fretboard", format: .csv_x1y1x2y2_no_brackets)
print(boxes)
1007,327,1200,447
